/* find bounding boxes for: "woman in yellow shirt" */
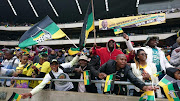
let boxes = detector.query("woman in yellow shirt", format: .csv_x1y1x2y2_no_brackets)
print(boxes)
13,54,33,88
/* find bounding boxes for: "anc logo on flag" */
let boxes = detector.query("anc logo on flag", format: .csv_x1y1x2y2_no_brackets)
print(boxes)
83,70,91,85
32,27,52,43
139,91,155,101
104,74,115,92
163,82,180,101
18,16,66,48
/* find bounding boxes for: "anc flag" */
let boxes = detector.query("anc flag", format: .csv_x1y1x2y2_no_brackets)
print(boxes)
79,1,94,50
18,16,66,48
177,30,180,37
113,26,123,35
163,82,180,101
116,43,120,48
8,92,21,101
83,70,91,85
104,74,115,92
68,48,80,56
158,75,176,87
21,48,30,55
153,71,164,77
139,91,155,101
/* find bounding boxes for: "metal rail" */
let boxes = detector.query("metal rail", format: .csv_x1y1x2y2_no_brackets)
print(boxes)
0,76,154,85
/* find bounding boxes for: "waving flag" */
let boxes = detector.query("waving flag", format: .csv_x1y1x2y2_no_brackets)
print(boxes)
18,16,66,48
8,92,21,101
104,74,115,92
158,75,176,87
163,82,180,101
113,26,123,35
139,91,155,101
68,48,80,56
79,1,94,50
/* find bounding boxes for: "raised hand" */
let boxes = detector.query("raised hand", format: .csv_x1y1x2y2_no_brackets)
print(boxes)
123,33,129,41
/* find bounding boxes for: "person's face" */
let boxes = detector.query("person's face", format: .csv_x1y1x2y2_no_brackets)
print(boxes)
5,53,13,60
39,58,44,65
148,39,158,47
102,20,108,28
116,56,127,68
16,51,22,57
58,52,63,56
137,51,147,61
174,71,180,80
21,56,28,64
79,60,88,67
51,50,56,55
108,41,114,48
50,62,59,72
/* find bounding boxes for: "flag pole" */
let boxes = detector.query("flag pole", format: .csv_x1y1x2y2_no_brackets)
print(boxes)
91,0,96,44
65,35,78,48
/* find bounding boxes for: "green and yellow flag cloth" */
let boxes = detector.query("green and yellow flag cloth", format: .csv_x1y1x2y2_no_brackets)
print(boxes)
113,26,123,35
177,30,180,37
83,70,91,85
79,1,94,50
68,48,80,56
153,71,163,77
158,75,176,87
104,74,115,92
139,91,155,101
18,16,66,48
8,92,21,101
163,82,180,101
116,43,120,48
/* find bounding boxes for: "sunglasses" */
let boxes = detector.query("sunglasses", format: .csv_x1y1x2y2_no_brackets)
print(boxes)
139,53,147,56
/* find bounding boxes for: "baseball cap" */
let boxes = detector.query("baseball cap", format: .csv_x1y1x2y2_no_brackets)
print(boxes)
144,36,159,46
50,59,58,64
79,55,89,62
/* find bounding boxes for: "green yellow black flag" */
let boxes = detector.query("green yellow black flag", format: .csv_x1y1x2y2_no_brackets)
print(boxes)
8,92,21,101
104,74,115,92
83,70,91,85
18,16,66,48
79,1,95,50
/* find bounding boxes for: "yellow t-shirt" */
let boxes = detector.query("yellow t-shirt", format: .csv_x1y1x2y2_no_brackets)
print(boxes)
35,61,51,74
34,61,51,84
16,63,33,88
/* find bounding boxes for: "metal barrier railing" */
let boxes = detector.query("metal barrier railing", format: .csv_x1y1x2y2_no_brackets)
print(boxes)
0,76,154,85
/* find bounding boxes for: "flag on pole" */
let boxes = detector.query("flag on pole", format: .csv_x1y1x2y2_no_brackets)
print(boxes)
139,91,155,101
113,26,123,35
158,75,176,87
68,48,80,56
153,71,164,77
104,74,115,92
162,82,180,101
8,92,21,101
83,70,91,85
18,16,66,48
79,1,95,50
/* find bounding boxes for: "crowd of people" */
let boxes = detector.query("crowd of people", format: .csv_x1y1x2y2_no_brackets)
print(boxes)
0,33,179,99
